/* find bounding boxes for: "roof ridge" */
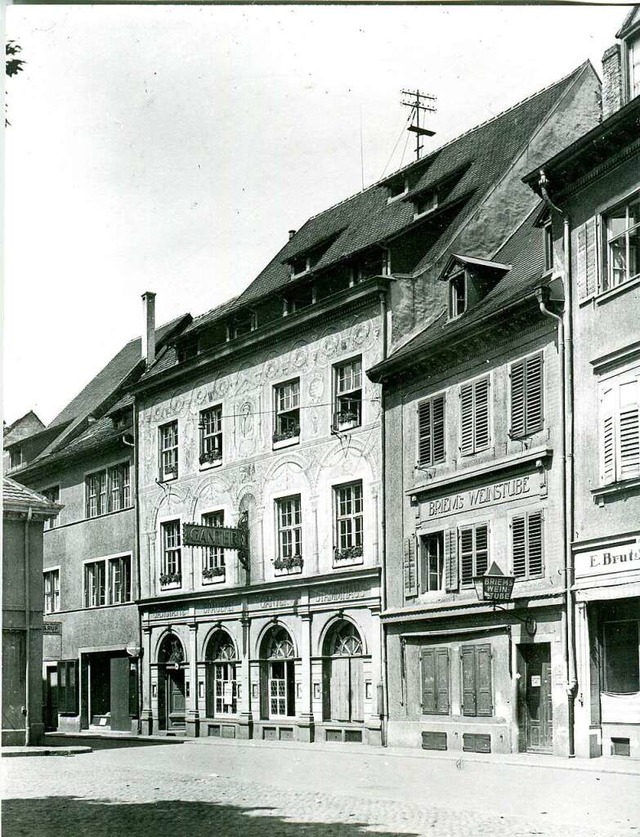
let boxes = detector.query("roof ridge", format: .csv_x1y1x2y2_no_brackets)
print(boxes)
299,62,588,228
187,294,239,327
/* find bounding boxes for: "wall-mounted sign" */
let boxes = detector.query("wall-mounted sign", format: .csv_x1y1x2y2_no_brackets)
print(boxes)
575,539,640,579
422,475,534,521
183,523,247,550
43,622,62,635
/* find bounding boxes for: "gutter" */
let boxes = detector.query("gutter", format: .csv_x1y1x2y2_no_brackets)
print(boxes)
378,288,389,745
24,506,33,747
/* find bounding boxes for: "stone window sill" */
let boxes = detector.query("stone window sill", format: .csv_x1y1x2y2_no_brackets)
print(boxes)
592,476,640,506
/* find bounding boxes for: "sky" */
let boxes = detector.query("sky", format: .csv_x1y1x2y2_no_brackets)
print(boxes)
3,2,630,427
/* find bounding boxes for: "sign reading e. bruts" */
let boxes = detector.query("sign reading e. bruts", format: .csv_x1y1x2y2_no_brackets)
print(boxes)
575,539,640,578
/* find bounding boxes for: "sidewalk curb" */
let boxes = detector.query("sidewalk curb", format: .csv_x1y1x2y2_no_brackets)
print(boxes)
2,746,92,758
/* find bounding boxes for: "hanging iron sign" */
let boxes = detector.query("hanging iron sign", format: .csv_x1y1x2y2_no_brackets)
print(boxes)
183,523,247,550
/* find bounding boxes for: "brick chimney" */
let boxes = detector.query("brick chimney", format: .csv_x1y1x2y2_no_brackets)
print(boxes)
142,291,156,367
602,43,623,120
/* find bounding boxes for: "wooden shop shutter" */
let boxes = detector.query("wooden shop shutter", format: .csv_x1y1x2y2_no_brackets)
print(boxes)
576,218,598,301
512,514,527,578
461,646,476,716
444,527,459,592
420,648,449,715
476,645,493,717
435,648,450,714
403,534,418,598
527,511,544,576
619,380,640,479
525,354,544,434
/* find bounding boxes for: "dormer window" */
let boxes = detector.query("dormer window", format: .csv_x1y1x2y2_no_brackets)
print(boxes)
227,311,256,340
283,284,316,316
413,191,438,219
627,32,640,100
387,177,409,203
449,270,467,319
290,255,311,278
9,446,24,469
177,337,199,363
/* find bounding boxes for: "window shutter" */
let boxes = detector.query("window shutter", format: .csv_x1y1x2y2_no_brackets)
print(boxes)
474,378,490,450
418,401,432,464
444,527,459,591
525,354,544,434
528,511,543,576
432,395,446,464
619,381,640,478
510,360,525,438
435,648,450,714
576,218,597,300
476,645,493,717
461,646,476,716
601,388,616,485
475,524,489,577
460,384,474,454
420,648,436,713
512,515,526,578
460,527,473,586
403,534,418,598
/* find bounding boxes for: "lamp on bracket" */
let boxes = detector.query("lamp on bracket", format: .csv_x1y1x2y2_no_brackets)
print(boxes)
473,562,537,637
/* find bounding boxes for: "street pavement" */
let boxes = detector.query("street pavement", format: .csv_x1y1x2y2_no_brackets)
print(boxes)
3,737,639,836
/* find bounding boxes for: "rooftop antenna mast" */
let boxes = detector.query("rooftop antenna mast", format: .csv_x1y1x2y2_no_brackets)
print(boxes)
401,89,437,160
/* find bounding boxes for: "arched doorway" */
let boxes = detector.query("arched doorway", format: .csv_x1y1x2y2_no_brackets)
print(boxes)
157,634,186,732
205,631,238,717
260,626,295,719
323,620,364,723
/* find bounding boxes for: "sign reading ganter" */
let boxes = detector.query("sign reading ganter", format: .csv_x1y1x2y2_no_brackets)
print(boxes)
183,522,248,551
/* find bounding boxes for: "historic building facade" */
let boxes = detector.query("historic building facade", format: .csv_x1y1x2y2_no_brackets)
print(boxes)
525,11,640,759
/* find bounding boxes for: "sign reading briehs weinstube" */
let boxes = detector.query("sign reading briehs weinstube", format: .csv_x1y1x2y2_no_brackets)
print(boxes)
183,522,248,550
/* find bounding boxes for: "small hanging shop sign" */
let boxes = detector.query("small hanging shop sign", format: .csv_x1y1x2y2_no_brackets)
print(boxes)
183,512,249,570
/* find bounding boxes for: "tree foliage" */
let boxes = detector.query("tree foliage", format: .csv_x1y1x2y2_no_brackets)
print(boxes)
6,41,25,126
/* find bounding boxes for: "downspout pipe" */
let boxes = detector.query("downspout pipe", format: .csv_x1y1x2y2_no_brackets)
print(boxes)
124,408,143,733
24,506,33,747
537,169,577,758
378,289,389,746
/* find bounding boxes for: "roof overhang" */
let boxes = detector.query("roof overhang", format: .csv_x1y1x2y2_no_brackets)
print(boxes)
439,253,511,282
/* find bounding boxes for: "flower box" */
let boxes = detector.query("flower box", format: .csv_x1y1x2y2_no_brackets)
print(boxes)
159,572,181,586
272,425,300,444
334,545,363,562
199,450,222,466
274,554,303,571
202,565,225,580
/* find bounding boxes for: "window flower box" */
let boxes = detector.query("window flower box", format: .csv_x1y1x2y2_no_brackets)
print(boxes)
163,465,178,479
274,554,303,571
334,545,363,562
272,425,300,444
159,572,181,586
202,566,225,580
199,450,222,466
335,410,358,428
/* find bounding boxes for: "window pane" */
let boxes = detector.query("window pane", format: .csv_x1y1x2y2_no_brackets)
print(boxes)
604,621,640,693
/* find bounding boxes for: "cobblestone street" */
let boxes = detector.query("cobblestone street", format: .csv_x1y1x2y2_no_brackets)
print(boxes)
3,739,639,836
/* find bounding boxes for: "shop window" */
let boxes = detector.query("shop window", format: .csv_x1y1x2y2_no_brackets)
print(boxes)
420,532,445,592
205,631,238,717
202,511,225,582
273,379,300,445
275,495,302,571
510,353,543,438
461,644,493,717
420,647,450,715
85,463,130,518
57,660,79,715
603,621,639,694
159,421,179,481
512,511,543,579
84,556,131,607
44,568,60,613
333,358,362,431
603,193,640,291
460,377,490,455
160,520,182,586
459,523,489,586
42,486,60,529
600,376,640,485
417,394,445,466
199,406,223,466
334,482,363,563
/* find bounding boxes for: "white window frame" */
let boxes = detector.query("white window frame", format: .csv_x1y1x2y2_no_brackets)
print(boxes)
510,509,544,580
420,531,445,593
41,485,61,529
159,421,179,481
449,270,467,319
84,462,131,519
273,379,301,446
201,509,226,582
334,481,364,563
599,370,640,486
199,405,223,467
160,518,182,587
459,522,490,587
413,190,439,220
44,567,60,614
602,190,640,292
333,356,362,431
83,553,132,608
275,495,303,569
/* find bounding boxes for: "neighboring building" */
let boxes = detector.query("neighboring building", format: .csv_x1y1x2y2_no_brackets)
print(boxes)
130,64,601,744
2,478,60,746
368,205,570,755
9,305,191,734
3,411,46,474
524,13,640,760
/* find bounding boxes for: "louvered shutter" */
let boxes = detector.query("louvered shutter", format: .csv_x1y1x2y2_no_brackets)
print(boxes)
460,527,474,585
435,649,450,714
420,648,436,713
461,646,476,716
444,527,459,591
619,380,640,479
512,515,526,578
601,387,616,485
474,378,490,450
432,395,446,463
418,401,432,465
403,534,418,598
528,511,544,576
476,645,493,717
475,524,489,577
510,360,525,438
525,354,544,434
460,384,474,454
576,219,598,301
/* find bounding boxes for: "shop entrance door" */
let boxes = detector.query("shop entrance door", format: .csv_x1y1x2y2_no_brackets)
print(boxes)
44,667,58,731
521,644,553,752
164,668,186,731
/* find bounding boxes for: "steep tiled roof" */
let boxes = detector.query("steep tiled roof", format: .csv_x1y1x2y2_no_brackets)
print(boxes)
232,65,588,309
368,203,548,380
3,476,61,515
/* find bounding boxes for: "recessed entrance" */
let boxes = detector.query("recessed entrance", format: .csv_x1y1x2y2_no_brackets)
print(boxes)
157,635,186,732
518,643,553,753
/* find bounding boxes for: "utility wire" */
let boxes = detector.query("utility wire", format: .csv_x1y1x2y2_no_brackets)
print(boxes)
379,107,415,181
191,397,381,424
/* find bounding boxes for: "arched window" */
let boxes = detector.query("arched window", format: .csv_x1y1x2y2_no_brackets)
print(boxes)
158,634,185,666
323,621,364,723
260,626,295,719
205,631,237,717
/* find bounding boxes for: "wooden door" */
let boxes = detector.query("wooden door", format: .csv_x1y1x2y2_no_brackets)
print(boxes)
350,657,364,722
524,644,553,752
44,668,58,731
110,656,131,731
330,657,351,721
166,668,185,729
